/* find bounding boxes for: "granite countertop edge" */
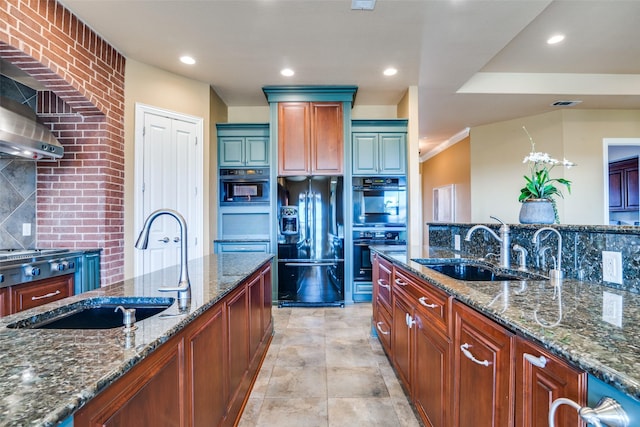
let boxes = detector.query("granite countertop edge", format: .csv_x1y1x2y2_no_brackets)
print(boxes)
371,245,640,401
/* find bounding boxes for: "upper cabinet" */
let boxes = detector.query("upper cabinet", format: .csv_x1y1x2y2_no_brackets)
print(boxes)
277,102,343,175
217,123,270,168
263,85,358,177
352,119,407,176
609,157,639,212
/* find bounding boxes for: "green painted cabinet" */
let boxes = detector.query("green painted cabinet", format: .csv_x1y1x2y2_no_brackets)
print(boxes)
74,250,101,294
352,120,407,176
217,123,269,167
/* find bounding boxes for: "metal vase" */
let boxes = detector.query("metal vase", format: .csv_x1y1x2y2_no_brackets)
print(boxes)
519,198,555,224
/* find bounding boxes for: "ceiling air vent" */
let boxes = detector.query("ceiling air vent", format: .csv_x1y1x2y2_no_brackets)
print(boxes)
551,100,582,107
351,0,376,10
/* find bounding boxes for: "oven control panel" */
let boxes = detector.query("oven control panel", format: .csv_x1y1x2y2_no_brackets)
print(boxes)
0,255,79,288
354,230,403,242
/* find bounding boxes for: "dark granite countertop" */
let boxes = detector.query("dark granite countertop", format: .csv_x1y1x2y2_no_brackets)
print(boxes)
371,245,640,401
0,252,273,427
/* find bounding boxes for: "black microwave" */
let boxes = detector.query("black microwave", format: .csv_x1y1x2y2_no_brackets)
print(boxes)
220,168,270,204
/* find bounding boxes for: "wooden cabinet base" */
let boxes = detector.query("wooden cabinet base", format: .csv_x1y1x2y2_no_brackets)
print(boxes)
75,262,273,427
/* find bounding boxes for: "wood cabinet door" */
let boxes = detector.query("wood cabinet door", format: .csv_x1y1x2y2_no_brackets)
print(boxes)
310,102,343,175
261,264,273,337
414,311,452,427
392,290,413,392
11,275,74,313
219,136,245,167
245,136,269,166
378,133,406,175
0,288,8,316
185,304,226,427
227,286,249,404
74,336,185,427
625,166,639,209
248,272,263,359
278,102,310,175
515,337,586,427
453,301,515,427
352,133,379,175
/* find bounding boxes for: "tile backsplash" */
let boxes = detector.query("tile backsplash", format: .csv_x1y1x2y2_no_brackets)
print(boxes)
428,222,640,294
0,159,36,248
0,75,38,249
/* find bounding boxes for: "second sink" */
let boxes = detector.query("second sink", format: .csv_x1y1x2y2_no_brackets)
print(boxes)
411,259,535,282
425,263,521,281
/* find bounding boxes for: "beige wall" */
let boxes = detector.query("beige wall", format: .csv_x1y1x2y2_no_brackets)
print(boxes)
422,137,471,242
209,88,229,242
123,59,217,279
470,109,640,225
228,106,269,123
352,105,397,119
397,87,422,246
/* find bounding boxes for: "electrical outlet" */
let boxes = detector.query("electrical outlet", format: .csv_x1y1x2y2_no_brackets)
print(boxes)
22,223,31,237
454,234,461,251
602,251,623,284
602,291,623,327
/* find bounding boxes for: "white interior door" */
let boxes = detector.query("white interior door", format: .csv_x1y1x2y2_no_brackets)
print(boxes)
135,104,203,277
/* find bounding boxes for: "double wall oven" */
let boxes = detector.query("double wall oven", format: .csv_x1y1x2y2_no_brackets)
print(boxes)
352,176,407,301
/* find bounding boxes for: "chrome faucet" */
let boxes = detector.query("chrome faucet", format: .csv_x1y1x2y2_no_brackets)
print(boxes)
135,209,191,305
532,227,563,279
464,216,510,268
513,244,528,270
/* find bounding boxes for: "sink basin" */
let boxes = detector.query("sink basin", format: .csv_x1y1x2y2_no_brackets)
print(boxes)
412,259,529,282
7,297,175,330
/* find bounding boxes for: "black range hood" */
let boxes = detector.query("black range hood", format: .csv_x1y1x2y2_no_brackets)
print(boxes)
0,97,63,160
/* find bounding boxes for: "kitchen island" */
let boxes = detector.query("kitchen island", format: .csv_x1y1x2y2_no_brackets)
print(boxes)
0,252,273,426
371,245,640,425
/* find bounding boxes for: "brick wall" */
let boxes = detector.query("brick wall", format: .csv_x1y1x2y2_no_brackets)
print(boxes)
0,0,126,285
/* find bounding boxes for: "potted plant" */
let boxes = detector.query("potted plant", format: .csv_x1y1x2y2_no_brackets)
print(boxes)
519,127,576,224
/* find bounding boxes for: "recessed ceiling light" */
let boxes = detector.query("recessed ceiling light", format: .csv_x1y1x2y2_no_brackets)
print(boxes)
383,68,398,76
547,34,565,45
280,68,295,77
180,56,196,65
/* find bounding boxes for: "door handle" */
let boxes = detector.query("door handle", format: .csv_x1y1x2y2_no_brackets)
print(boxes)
376,321,390,335
158,237,170,243
460,343,491,367
418,296,438,309
173,237,180,243
523,353,547,368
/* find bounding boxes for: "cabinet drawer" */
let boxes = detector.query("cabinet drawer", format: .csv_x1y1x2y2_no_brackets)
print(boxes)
375,256,393,311
374,299,392,354
394,268,451,336
11,275,74,313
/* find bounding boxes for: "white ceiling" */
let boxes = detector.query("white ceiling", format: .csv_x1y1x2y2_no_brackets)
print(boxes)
54,0,640,157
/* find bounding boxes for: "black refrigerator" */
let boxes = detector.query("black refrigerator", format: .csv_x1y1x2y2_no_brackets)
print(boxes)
277,176,344,307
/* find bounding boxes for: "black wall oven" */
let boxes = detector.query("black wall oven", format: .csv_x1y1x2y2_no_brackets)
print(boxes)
353,229,405,283
353,176,407,227
220,168,269,205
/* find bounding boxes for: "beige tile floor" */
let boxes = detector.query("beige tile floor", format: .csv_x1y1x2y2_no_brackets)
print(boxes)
238,303,421,427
